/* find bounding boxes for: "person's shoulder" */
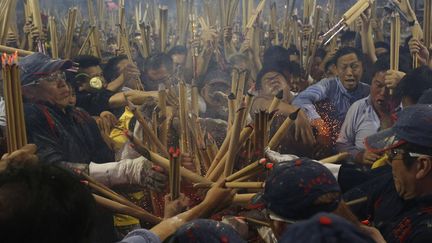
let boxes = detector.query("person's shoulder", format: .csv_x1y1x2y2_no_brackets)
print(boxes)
349,97,370,112
24,103,48,119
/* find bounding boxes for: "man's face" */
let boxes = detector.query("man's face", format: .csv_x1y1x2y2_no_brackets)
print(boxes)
201,79,231,120
146,66,170,91
370,71,389,111
311,56,324,81
171,54,186,66
336,53,363,91
261,72,289,97
389,150,418,200
37,71,71,109
79,65,106,91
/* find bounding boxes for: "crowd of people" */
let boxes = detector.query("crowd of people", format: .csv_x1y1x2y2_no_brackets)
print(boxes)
1,0,432,242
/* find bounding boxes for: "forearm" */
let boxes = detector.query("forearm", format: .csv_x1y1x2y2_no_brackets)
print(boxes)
150,202,213,241
106,75,125,92
108,90,156,107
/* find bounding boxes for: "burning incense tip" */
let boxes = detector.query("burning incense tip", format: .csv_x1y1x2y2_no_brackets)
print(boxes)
265,163,274,169
259,158,267,165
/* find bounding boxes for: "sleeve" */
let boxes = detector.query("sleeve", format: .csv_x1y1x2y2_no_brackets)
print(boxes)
336,102,362,158
76,89,114,116
292,79,332,121
118,229,161,243
0,97,6,127
25,105,90,172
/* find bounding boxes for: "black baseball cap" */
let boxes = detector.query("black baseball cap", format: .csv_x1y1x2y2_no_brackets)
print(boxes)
19,53,74,86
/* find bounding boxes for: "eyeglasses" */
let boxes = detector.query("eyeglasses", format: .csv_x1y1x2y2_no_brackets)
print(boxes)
386,148,428,165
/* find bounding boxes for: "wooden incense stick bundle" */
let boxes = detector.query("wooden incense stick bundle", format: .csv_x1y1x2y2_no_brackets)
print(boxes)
2,55,27,153
225,158,267,182
345,196,368,206
159,6,168,52
267,108,300,150
93,194,162,224
242,91,255,127
389,12,400,95
227,93,236,128
125,96,169,158
139,23,151,58
245,0,267,30
130,136,211,184
194,182,264,189
178,81,189,153
48,17,59,59
424,0,432,50
0,0,14,45
0,45,33,56
158,86,168,147
233,193,256,204
319,152,350,164
64,8,77,59
224,107,246,177
169,148,181,200
208,125,254,181
268,90,283,113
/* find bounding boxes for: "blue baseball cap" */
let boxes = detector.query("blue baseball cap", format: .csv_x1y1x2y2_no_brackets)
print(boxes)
19,53,74,86
252,158,341,221
167,219,246,243
279,213,374,243
365,104,432,154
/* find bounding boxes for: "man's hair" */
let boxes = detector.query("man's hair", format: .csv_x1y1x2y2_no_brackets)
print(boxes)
73,55,101,69
0,164,95,243
418,89,432,104
333,46,364,65
375,41,390,51
228,53,249,66
371,57,390,78
145,52,173,74
287,45,300,56
263,45,289,65
103,55,128,82
340,30,357,44
314,48,327,60
396,66,432,103
167,45,187,57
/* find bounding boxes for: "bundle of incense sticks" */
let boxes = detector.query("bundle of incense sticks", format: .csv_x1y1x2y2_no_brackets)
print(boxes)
319,152,350,164
48,17,59,59
1,53,27,153
178,81,189,153
232,193,256,204
169,148,181,200
224,106,246,177
0,45,33,56
190,13,199,116
0,0,15,45
64,8,77,59
424,0,432,51
93,194,162,225
253,110,270,158
267,108,300,150
96,0,105,30
124,95,169,158
159,6,168,52
158,85,168,147
175,0,188,45
224,0,240,27
128,134,211,184
269,2,279,45
245,0,266,30
207,125,254,181
225,158,268,182
139,23,151,58
321,0,372,46
305,6,322,78
28,0,45,53
389,12,400,95
228,93,236,129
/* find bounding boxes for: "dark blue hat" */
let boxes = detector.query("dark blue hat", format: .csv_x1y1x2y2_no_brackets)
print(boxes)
252,158,341,221
365,104,432,153
168,219,246,243
279,213,374,243
19,53,74,85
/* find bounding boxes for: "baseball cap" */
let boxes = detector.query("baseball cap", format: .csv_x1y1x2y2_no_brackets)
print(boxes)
279,213,374,243
19,53,74,86
167,219,246,243
365,104,432,154
252,158,341,221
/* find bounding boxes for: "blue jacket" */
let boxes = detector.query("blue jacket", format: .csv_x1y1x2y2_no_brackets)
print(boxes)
292,77,370,124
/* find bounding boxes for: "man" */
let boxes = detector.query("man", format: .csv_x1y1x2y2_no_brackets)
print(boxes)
293,47,370,148
20,53,166,191
336,59,397,165
144,53,174,91
69,55,157,116
345,104,432,242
